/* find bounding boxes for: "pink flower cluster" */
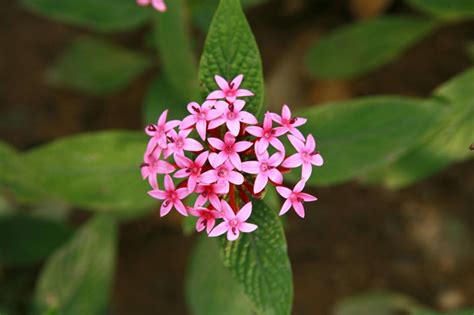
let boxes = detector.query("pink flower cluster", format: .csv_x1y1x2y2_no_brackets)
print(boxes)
142,74,323,241
137,0,166,12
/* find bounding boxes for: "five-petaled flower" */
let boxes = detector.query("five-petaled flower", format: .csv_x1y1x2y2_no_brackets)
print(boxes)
148,175,189,217
209,200,258,241
276,179,317,218
142,74,324,241
207,75,254,103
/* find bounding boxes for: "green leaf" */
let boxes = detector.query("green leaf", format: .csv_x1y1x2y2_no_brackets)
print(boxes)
306,16,437,79
406,0,474,21
0,216,73,266
21,0,151,32
34,214,116,315
186,237,254,315
369,69,474,188
468,41,474,62
48,37,151,95
435,67,474,104
21,131,154,215
219,199,293,315
293,96,441,186
334,292,427,315
142,75,189,124
0,141,43,202
155,0,199,100
199,0,264,116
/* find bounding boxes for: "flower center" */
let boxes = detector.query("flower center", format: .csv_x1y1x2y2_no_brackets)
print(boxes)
263,130,272,139
175,138,184,149
226,90,236,97
217,167,229,178
229,219,239,228
301,151,312,163
224,144,234,154
260,162,270,172
227,111,237,120
197,112,206,120
189,165,200,175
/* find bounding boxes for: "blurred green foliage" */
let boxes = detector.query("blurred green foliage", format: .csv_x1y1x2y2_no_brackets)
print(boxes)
48,37,151,95
306,16,437,79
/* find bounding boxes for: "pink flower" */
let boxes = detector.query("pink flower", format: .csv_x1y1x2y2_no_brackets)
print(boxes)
136,0,167,12
194,182,228,210
242,151,284,194
271,104,307,140
208,132,253,170
207,74,254,103
209,200,258,241
199,153,244,191
141,145,175,189
209,100,257,136
174,151,209,192
163,128,203,158
180,101,223,140
246,112,285,154
282,134,324,180
189,207,222,234
145,110,180,149
148,175,190,217
276,180,317,218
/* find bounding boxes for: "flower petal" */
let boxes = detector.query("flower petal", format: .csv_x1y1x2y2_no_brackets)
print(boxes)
196,120,207,141
282,153,302,168
229,152,242,170
239,111,258,124
215,75,230,90
160,201,173,217
226,119,240,136
209,221,229,237
164,174,174,190
288,134,305,152
207,90,226,100
276,186,292,198
148,189,167,200
301,162,313,180
220,200,235,219
267,168,283,184
230,74,243,89
299,192,318,202
208,137,224,150
293,201,305,218
312,153,324,166
245,126,263,137
253,173,268,194
239,222,257,233
183,138,203,151
174,200,188,216
241,161,260,174
227,171,244,185
279,199,292,216
236,202,252,221
306,134,316,152
234,140,253,152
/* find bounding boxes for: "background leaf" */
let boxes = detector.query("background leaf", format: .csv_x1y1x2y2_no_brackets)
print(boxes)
186,237,254,315
21,131,154,215
199,0,264,116
155,0,199,101
142,75,189,124
0,216,73,267
0,141,43,202
305,16,437,79
34,214,116,315
292,96,441,186
366,68,474,188
21,0,151,32
48,37,151,95
406,0,474,21
219,199,293,315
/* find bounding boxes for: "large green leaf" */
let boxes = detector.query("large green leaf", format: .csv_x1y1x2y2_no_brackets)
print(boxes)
190,0,269,31
142,75,189,124
293,96,441,186
21,131,154,215
0,216,73,267
199,0,264,116
48,37,151,95
0,141,43,202
21,0,151,32
34,214,116,315
306,16,437,79
407,0,474,20
186,237,254,315
155,0,199,101
369,69,474,188
219,199,293,315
